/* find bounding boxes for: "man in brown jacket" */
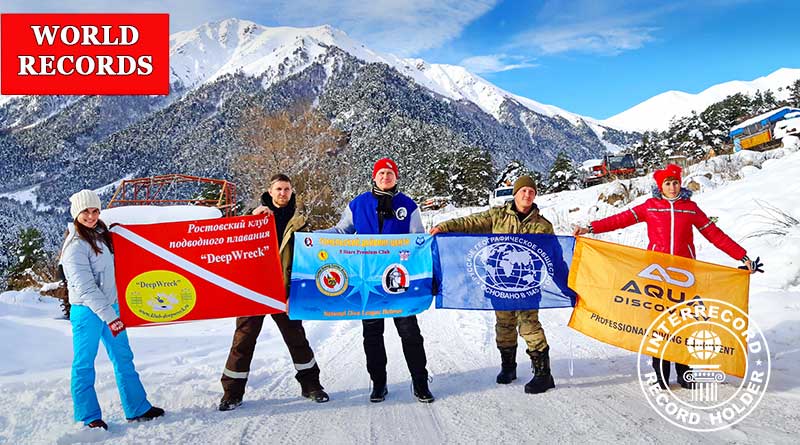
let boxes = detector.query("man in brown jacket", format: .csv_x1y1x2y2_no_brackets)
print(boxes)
219,174,328,411
430,175,555,394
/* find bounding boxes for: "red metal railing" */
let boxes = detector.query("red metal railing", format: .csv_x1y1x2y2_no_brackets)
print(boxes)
107,174,237,217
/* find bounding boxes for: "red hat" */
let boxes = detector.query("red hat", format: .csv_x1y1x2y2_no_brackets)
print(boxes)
373,157,398,179
653,164,682,189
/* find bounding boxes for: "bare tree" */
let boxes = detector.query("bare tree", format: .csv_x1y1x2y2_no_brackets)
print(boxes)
234,104,351,228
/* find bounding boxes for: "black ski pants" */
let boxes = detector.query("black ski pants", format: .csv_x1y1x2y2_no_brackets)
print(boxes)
362,315,428,385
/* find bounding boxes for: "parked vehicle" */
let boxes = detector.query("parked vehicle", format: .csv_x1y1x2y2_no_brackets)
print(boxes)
420,196,450,211
582,154,637,187
489,186,514,207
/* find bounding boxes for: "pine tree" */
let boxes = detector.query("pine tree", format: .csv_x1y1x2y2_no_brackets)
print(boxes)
6,228,47,290
665,112,711,161
751,90,765,113
428,147,494,206
788,79,800,108
631,131,666,171
700,93,751,155
450,147,494,206
530,170,547,193
546,151,580,193
427,158,451,199
751,89,778,114
496,160,532,188
0,237,12,290
763,90,778,110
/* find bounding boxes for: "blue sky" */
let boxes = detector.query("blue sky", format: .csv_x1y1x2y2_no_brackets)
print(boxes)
3,0,799,118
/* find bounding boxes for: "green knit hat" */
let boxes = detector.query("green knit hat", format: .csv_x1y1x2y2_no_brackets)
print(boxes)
513,175,537,195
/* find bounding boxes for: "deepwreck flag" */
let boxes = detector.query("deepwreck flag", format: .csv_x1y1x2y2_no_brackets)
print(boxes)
434,234,577,310
288,233,434,320
111,214,286,326
568,237,750,377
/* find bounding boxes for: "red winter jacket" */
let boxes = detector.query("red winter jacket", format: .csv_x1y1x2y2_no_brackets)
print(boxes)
590,189,746,261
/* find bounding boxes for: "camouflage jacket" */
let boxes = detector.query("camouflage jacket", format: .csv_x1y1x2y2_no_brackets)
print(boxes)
437,202,554,235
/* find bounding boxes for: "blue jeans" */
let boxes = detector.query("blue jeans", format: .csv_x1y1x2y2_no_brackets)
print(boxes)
70,304,151,424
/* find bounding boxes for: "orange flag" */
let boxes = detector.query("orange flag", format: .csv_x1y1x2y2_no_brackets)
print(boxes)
568,237,751,378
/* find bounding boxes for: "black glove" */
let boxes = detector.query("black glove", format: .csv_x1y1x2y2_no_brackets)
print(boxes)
56,263,67,283
738,256,764,273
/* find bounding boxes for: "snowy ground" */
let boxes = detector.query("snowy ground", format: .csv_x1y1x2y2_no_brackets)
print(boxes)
2,149,799,444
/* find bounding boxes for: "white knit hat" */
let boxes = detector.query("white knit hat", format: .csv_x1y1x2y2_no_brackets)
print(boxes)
69,189,102,219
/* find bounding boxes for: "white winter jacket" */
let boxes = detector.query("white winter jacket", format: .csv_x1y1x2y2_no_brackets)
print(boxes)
60,224,119,323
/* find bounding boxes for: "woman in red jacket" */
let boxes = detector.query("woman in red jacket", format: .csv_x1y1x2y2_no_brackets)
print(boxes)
573,164,758,389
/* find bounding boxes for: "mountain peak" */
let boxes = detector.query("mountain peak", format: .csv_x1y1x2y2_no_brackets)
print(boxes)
603,67,800,131
162,18,618,131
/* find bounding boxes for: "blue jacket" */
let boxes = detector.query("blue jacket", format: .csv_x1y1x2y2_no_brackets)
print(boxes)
323,191,424,235
61,224,119,323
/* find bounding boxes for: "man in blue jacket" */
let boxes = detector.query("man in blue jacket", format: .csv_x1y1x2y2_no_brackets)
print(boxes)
321,158,434,403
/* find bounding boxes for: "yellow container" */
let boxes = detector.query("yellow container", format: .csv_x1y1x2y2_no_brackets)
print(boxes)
741,130,772,150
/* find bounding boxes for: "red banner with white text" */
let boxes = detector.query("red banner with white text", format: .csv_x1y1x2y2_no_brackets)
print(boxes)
111,214,286,326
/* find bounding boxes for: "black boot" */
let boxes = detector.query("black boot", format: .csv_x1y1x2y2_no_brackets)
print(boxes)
652,357,670,390
87,419,108,430
496,346,517,384
412,378,435,403
127,406,165,422
302,389,330,403
524,347,555,394
370,382,388,403
218,396,242,412
676,363,693,389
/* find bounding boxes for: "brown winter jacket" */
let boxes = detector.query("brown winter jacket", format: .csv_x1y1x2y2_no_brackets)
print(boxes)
259,193,308,293
279,210,306,293
436,202,554,235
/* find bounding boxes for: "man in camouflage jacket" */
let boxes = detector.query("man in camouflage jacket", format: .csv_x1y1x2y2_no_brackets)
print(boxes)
430,175,556,394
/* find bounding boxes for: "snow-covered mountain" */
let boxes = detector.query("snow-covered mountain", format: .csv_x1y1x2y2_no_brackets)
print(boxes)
0,18,638,261
169,21,384,91
603,68,800,132
165,19,610,131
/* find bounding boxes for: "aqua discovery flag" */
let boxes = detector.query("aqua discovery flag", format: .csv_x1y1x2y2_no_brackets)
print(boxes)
289,233,434,320
434,234,576,310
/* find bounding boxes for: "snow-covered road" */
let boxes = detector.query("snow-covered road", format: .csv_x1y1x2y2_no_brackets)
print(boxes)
1,290,798,444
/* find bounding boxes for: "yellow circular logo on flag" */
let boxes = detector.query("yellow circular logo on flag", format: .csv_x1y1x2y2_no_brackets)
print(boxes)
125,270,196,322
315,264,348,296
318,250,329,261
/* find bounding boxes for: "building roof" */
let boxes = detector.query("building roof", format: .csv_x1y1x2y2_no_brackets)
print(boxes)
730,106,800,136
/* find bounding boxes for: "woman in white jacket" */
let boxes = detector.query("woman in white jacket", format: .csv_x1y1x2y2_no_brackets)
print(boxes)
60,189,163,430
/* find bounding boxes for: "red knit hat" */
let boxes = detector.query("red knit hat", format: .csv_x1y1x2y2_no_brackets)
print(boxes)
372,157,399,179
653,164,682,189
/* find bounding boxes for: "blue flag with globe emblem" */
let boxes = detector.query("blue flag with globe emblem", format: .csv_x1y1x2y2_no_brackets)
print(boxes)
434,234,577,310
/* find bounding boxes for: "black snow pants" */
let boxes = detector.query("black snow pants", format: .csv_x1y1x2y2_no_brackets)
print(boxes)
362,315,428,386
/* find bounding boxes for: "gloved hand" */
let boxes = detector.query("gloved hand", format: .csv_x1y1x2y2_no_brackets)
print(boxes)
108,318,126,337
738,256,764,274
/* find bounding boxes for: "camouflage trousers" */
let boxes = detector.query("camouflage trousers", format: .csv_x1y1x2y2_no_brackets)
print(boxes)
495,310,548,355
